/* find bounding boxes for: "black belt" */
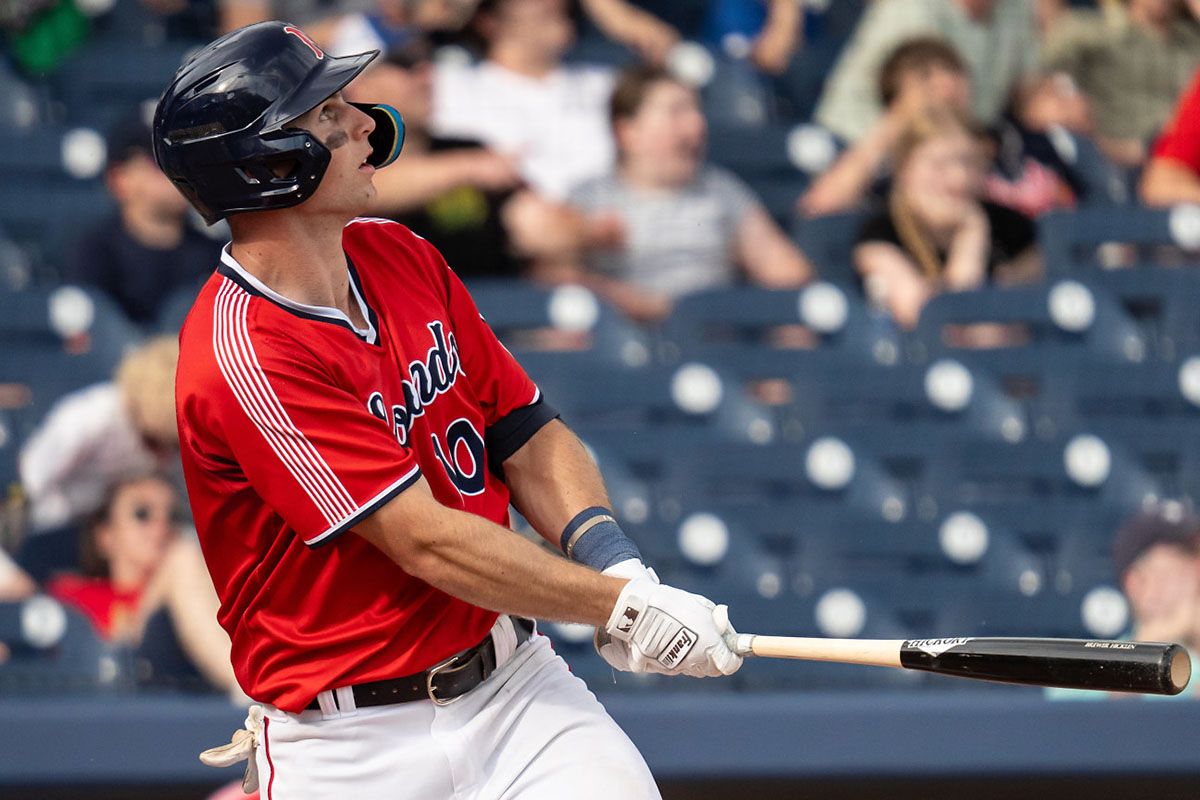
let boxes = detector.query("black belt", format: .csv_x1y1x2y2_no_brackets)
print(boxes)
306,617,534,711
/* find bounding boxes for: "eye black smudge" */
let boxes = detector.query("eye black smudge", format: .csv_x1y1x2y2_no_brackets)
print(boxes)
325,129,349,150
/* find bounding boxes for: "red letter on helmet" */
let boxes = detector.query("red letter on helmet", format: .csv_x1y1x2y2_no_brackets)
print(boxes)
284,26,324,60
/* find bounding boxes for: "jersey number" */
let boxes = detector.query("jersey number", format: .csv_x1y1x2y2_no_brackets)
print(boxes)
432,418,486,496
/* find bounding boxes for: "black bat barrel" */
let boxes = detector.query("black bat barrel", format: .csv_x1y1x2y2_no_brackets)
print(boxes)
898,638,1191,695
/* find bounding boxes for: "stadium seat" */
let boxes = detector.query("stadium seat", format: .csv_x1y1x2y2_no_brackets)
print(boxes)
705,121,817,220
790,211,869,287
0,408,20,493
156,280,207,333
15,526,81,584
919,436,1159,521
539,360,777,482
660,283,900,369
465,280,653,370
1058,266,1200,360
54,42,196,130
0,600,125,693
0,286,142,428
135,608,207,691
781,358,1029,453
0,127,113,266
1038,206,1200,279
661,440,907,526
910,280,1150,375
655,519,788,600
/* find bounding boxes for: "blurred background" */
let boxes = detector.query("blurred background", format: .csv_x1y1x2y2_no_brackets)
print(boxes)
3,0,1200,797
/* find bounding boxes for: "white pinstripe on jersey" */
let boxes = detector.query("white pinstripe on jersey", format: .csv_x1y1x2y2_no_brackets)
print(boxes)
212,278,359,526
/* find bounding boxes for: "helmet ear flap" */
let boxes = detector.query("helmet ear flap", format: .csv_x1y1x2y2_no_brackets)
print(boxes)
352,103,406,168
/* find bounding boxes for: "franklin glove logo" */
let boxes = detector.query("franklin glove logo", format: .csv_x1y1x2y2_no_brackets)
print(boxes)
657,627,697,668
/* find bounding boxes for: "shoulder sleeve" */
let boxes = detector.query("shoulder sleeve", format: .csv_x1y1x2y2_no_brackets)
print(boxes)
420,240,559,465
1152,68,1200,173
185,293,422,548
707,166,761,225
854,210,902,247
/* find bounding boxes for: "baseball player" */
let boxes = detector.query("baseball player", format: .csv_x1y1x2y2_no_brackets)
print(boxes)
155,21,743,800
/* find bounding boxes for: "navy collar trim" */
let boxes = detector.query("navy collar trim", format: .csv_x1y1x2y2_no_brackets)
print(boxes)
218,244,380,345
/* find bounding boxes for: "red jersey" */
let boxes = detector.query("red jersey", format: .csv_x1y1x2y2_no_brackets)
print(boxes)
176,218,552,712
1153,67,1200,175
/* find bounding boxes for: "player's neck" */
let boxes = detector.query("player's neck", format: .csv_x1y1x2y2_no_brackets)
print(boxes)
228,213,356,314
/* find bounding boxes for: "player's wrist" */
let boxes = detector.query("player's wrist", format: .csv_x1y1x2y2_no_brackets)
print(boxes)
560,506,642,571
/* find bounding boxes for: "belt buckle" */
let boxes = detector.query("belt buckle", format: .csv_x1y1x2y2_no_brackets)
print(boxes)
425,652,472,707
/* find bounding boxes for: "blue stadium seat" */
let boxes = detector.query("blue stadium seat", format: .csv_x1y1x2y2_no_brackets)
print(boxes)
919,436,1159,519
0,600,124,693
910,280,1149,374
791,211,869,287
932,589,1099,640
465,280,653,370
1046,128,1133,207
660,440,907,525
1038,206,1199,279
705,122,816,220
135,608,207,690
15,527,81,584
0,286,142,425
781,359,1029,454
655,520,788,599
156,280,207,333
538,360,777,481
0,408,20,493
54,42,195,130
660,283,900,369
1056,267,1200,359
0,127,113,265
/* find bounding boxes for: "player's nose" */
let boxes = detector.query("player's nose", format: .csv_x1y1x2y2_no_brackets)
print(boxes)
353,104,376,139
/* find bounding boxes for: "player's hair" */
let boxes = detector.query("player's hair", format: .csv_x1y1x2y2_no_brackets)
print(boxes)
81,471,178,579
878,36,967,108
887,107,986,281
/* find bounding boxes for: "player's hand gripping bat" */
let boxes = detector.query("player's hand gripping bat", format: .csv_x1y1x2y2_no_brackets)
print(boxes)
732,634,1191,695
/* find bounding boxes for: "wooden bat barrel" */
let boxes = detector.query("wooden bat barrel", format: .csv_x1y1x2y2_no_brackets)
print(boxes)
898,637,1190,695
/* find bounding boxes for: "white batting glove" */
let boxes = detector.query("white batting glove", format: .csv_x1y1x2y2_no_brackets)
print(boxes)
594,559,658,672
603,578,743,678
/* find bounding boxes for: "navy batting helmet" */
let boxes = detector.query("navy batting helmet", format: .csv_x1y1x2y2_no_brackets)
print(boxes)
153,21,405,223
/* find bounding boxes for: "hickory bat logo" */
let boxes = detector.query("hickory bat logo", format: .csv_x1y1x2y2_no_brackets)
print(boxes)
905,637,972,658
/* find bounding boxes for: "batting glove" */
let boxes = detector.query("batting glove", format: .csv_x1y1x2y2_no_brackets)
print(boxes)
594,559,658,671
603,578,743,678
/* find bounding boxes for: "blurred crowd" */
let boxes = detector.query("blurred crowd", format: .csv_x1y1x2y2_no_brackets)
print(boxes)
2,0,1200,702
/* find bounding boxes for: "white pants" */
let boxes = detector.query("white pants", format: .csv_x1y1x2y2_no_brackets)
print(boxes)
254,621,661,800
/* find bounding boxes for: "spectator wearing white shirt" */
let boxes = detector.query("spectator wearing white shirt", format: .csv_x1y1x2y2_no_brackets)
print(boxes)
19,337,181,533
561,66,812,323
432,0,616,199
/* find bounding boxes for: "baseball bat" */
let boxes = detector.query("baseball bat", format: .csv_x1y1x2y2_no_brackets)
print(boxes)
732,634,1191,695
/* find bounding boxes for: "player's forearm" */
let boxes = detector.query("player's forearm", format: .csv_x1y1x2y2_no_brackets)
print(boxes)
357,478,623,625
502,419,614,546
411,508,623,625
